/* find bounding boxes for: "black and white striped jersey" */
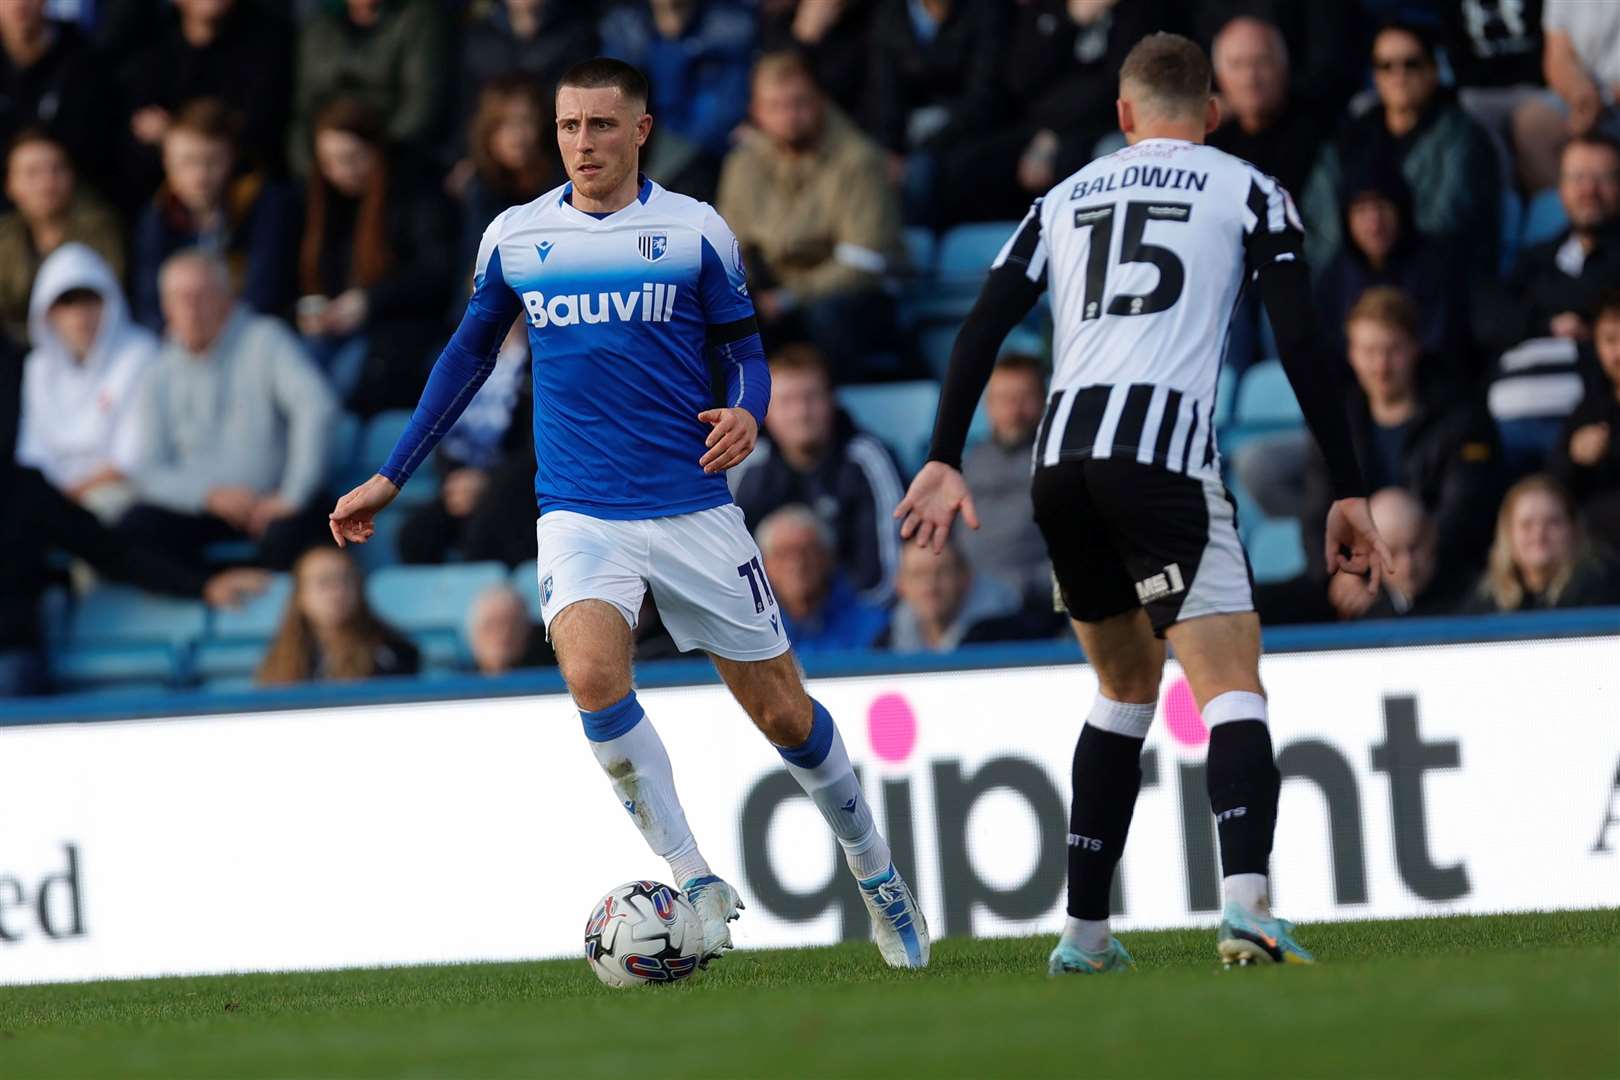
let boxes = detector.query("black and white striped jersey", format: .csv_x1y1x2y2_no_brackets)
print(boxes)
993,138,1304,482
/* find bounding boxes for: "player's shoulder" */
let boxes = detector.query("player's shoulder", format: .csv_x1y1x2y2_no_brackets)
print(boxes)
484,184,572,241
646,183,729,233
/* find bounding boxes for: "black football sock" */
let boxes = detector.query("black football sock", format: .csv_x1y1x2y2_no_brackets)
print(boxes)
1066,724,1146,920
1206,718,1281,880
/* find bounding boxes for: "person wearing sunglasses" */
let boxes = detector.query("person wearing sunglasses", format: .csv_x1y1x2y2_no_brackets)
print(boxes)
1301,19,1502,281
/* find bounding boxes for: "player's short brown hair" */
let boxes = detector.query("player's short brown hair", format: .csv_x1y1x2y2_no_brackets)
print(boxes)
1346,285,1420,341
768,342,831,383
1119,32,1212,118
557,57,649,111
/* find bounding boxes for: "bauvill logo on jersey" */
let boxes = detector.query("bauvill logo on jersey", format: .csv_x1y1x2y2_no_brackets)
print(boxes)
737,692,1472,942
521,284,678,328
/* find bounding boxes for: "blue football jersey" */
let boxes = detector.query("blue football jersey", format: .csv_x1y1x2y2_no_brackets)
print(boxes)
470,176,759,519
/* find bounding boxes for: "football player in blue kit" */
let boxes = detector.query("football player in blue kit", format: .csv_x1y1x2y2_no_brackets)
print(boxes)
328,58,927,969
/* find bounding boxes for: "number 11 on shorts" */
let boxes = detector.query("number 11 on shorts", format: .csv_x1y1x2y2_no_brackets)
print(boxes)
737,557,774,614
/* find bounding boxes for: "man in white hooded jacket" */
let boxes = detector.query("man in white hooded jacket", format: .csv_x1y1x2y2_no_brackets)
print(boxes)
16,243,159,522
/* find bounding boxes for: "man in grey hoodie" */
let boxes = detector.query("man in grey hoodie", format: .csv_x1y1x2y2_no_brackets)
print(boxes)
117,250,337,569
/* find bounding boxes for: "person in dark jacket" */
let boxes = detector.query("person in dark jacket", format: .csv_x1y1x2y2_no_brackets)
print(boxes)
1313,158,1470,375
729,344,906,605
1474,133,1620,359
1460,474,1620,613
1550,291,1620,547
0,0,114,205
865,0,1005,225
1207,15,1323,203
293,98,454,416
131,98,298,331
116,0,295,198
959,353,1051,605
1179,0,1361,128
1301,20,1501,279
758,0,877,123
459,0,599,147
933,0,1164,225
1301,287,1507,575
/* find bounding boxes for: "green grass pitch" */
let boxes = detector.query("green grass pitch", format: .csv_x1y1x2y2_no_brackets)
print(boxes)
2,909,1615,1078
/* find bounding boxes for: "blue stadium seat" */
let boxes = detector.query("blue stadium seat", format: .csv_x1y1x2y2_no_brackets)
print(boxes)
192,640,269,684
919,323,958,379
936,221,1019,281
1234,360,1302,427
65,584,209,647
355,411,437,505
208,573,291,640
50,643,182,692
1213,364,1239,429
837,382,939,476
365,562,509,668
1247,517,1306,583
1498,188,1522,276
1520,188,1569,249
902,227,935,275
350,510,409,574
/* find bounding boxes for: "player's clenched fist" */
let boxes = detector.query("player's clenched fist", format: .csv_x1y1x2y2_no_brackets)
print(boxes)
328,474,400,548
698,407,757,473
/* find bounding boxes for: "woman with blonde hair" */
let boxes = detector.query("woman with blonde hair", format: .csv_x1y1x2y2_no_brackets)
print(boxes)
256,547,419,686
1462,475,1620,614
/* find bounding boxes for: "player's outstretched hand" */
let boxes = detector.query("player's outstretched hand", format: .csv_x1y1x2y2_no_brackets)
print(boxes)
894,461,980,553
1324,496,1396,597
329,474,400,548
698,407,757,473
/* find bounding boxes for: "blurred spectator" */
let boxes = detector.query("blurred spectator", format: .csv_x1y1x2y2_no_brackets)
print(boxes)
758,0,877,122
1325,487,1471,621
118,251,337,570
959,353,1051,605
1476,133,1620,358
397,321,538,568
465,584,555,675
879,540,1051,653
599,0,755,199
0,130,123,344
456,75,560,276
1314,158,1469,369
295,98,453,415
730,344,905,604
1460,474,1620,612
460,0,598,149
1301,20,1501,278
1208,15,1322,200
1543,0,1620,138
756,504,888,653
1180,0,1361,127
117,0,296,198
15,243,157,522
938,0,1163,225
866,0,1004,226
256,546,419,685
1442,0,1565,194
131,98,298,333
289,0,450,176
0,0,112,201
1302,287,1505,573
717,51,903,375
1550,291,1620,546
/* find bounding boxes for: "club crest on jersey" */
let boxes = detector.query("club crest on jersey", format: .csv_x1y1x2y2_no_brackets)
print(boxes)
540,575,554,605
637,232,668,262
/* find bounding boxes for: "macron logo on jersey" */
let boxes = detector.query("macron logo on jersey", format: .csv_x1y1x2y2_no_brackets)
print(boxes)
521,283,678,328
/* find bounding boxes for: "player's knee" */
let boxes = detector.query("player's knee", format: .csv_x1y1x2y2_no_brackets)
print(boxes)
752,694,813,747
561,656,631,713
1097,673,1161,705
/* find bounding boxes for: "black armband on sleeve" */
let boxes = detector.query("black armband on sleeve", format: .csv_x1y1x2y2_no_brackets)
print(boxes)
1257,259,1366,499
706,314,759,345
926,265,1044,469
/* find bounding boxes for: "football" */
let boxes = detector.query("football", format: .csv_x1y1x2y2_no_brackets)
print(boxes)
583,880,705,988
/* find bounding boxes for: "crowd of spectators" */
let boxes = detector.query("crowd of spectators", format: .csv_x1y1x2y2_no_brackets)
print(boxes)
4,0,1620,699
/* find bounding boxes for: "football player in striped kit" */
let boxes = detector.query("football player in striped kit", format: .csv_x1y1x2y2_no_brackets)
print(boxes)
897,33,1392,974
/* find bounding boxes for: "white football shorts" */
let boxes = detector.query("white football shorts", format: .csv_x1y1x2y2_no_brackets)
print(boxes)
534,503,790,662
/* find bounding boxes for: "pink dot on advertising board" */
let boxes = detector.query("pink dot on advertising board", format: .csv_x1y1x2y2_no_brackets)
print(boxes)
867,693,918,763
1164,677,1208,747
